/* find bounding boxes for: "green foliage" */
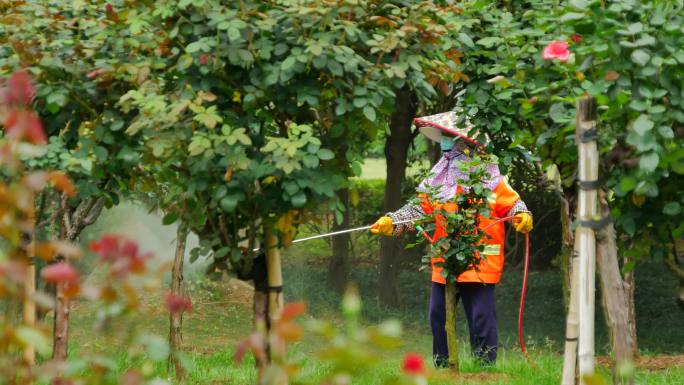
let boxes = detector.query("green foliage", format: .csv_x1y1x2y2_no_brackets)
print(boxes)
452,0,684,262
411,155,493,282
1,1,146,207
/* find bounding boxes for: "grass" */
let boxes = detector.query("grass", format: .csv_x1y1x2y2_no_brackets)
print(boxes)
60,202,684,384
58,255,684,384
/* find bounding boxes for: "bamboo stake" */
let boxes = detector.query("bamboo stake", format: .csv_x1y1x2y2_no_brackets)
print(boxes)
575,97,598,384
445,281,460,373
561,235,580,385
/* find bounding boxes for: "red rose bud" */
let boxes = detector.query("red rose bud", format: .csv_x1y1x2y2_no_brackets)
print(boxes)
42,262,79,284
87,68,106,79
200,54,208,65
165,292,193,313
401,353,426,375
570,34,582,43
529,96,538,104
105,3,119,22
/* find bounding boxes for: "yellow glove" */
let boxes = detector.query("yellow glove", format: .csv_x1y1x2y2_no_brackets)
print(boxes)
514,212,533,234
370,216,394,236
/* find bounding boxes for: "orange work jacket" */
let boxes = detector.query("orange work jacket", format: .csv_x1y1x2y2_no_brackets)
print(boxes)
420,178,520,284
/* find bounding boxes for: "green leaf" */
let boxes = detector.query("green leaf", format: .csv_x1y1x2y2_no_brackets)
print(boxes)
476,36,502,48
291,192,307,208
459,32,474,47
281,56,296,71
561,12,585,22
663,202,682,216
569,0,587,9
631,50,650,66
317,149,335,160
549,103,569,123
363,105,376,122
138,334,170,362
15,326,51,355
220,194,242,213
228,27,241,42
657,125,674,139
632,114,654,135
186,41,205,53
162,212,179,226
639,152,659,173
619,176,637,193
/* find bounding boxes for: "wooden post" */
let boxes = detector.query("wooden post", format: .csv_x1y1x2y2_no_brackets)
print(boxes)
169,224,188,380
561,235,580,385
263,222,284,357
575,97,598,384
445,282,460,373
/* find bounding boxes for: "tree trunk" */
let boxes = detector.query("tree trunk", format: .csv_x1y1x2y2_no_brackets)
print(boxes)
53,208,69,362
559,191,574,312
445,282,460,373
596,191,636,385
169,225,189,380
378,88,417,308
575,97,598,384
327,188,351,294
666,241,684,311
624,264,637,360
52,194,106,361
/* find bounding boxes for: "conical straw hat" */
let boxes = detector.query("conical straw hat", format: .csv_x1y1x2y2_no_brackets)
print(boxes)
414,111,486,146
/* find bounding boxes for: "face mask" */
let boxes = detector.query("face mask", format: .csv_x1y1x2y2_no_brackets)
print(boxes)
440,136,456,151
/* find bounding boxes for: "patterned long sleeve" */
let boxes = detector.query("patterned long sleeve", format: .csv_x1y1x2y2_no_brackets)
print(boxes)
386,203,425,236
506,198,531,218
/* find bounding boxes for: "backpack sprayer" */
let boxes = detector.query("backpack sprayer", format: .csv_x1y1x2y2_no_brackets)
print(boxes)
269,217,534,365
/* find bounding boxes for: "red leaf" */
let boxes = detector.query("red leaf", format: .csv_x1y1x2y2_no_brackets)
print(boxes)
47,171,76,196
41,262,79,284
280,301,306,322
24,171,48,191
2,109,47,145
119,370,143,385
234,332,267,364
5,70,35,105
604,71,620,81
90,235,151,278
164,292,193,313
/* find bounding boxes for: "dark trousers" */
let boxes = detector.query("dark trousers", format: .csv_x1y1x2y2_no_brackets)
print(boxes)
429,281,498,366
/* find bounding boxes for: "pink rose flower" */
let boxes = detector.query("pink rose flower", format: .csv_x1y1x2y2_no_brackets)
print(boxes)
543,41,570,62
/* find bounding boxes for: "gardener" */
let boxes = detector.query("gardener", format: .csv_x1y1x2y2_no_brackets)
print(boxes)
370,111,533,367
